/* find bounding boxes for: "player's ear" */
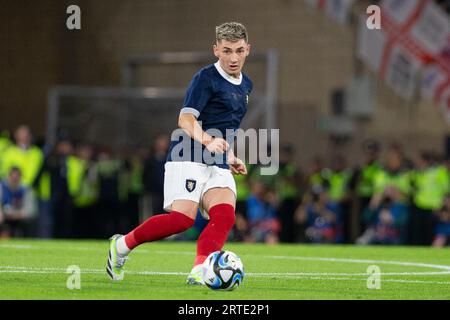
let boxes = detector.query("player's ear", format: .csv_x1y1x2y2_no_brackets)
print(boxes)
213,44,219,58
246,43,251,56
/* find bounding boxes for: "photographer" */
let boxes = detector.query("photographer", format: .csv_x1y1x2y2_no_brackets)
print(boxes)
245,180,281,244
295,186,342,244
432,195,450,247
357,186,408,245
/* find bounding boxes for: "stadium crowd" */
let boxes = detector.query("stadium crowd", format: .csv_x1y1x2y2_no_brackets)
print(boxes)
1,125,449,247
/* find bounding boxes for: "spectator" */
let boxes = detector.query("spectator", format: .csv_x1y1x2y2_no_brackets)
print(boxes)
305,155,327,191
0,167,37,238
246,181,280,244
36,137,74,238
233,161,252,237
230,211,250,242
0,126,44,236
432,195,450,247
295,186,342,244
0,125,43,187
97,146,123,238
143,134,169,214
275,143,302,243
357,186,408,245
354,140,382,233
125,145,149,230
323,154,354,243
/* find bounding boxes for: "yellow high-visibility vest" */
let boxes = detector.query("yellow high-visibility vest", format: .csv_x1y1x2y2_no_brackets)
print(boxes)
67,156,98,207
356,161,382,197
373,169,411,203
277,164,299,200
412,165,449,210
327,169,353,202
37,171,51,201
0,145,43,187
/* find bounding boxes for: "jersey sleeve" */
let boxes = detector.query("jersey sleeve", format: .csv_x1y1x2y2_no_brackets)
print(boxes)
180,71,214,118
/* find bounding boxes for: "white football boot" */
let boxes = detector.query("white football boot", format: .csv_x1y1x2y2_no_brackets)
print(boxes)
186,264,206,285
106,234,129,281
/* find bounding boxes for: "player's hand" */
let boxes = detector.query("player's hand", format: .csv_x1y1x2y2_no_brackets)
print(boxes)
204,137,229,154
230,157,247,175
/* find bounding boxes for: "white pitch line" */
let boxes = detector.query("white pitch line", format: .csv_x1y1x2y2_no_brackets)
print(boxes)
153,250,450,275
262,255,450,272
1,266,450,285
0,266,448,276
0,244,36,249
2,247,450,280
0,268,445,277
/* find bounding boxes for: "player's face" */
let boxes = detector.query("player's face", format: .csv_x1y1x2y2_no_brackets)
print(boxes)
213,39,250,78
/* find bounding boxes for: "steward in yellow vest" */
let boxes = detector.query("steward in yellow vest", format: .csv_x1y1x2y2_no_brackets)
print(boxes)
0,130,12,179
355,141,381,204
372,150,412,206
0,130,11,154
125,150,146,230
409,152,449,246
323,155,354,243
275,144,302,243
41,138,74,239
305,156,328,195
354,141,382,234
67,144,98,238
0,126,43,188
234,163,252,217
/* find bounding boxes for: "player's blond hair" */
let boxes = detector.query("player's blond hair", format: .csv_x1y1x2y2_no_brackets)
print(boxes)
215,22,248,43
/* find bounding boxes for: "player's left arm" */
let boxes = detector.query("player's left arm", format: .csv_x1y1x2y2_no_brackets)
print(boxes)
227,148,247,175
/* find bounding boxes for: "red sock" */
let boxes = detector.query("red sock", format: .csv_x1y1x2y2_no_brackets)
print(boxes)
125,211,194,250
195,203,235,266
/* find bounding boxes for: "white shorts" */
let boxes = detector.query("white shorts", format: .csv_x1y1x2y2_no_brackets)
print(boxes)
163,161,237,219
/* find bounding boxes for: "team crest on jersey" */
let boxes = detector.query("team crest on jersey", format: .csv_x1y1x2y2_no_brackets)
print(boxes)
185,179,197,193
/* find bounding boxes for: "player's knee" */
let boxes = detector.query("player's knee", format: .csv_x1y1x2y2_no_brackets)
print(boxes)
171,211,196,233
171,200,198,220
210,204,235,229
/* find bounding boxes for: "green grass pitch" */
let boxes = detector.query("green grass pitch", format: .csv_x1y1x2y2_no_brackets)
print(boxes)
0,239,449,300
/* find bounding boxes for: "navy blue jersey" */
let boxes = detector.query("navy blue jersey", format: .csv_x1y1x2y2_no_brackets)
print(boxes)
167,62,253,169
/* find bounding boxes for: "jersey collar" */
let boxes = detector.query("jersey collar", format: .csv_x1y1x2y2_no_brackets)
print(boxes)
214,61,242,85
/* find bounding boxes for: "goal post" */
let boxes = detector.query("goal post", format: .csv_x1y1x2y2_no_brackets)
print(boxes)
46,50,278,149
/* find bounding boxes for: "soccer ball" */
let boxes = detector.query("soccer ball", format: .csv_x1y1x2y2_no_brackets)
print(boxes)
203,250,244,291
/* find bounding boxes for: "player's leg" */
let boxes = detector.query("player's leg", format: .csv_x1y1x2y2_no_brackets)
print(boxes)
186,187,236,285
107,200,198,280
107,161,204,281
195,187,236,265
119,200,198,252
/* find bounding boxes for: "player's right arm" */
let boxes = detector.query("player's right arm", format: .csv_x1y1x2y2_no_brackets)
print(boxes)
178,69,229,154
178,113,229,154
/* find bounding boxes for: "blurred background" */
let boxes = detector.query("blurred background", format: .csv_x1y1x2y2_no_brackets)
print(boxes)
1,0,449,247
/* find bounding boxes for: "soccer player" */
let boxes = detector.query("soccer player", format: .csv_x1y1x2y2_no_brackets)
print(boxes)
107,22,252,284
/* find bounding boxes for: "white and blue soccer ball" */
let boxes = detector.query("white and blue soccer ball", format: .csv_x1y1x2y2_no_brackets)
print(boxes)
203,250,244,291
